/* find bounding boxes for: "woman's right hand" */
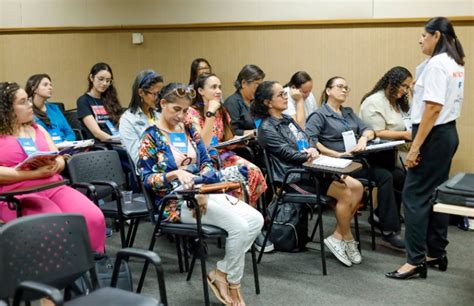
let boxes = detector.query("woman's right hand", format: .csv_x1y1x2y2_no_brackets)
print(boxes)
402,130,413,141
208,99,221,113
290,87,303,102
173,169,196,189
29,164,58,179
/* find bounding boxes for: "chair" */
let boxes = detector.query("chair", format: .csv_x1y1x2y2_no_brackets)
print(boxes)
258,149,361,275
64,109,85,140
0,180,68,218
49,102,66,113
137,187,260,306
66,150,149,248
0,213,167,306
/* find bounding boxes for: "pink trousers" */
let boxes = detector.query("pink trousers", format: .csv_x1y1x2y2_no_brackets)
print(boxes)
0,185,106,253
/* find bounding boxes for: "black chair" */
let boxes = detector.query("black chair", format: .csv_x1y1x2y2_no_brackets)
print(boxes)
66,150,149,248
137,187,260,306
0,213,167,306
0,180,68,218
258,149,361,275
64,109,85,140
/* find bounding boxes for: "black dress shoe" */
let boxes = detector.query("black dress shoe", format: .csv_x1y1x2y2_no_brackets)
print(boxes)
426,256,448,271
385,262,427,280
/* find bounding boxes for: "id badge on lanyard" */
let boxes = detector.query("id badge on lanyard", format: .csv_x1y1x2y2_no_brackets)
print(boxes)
91,105,109,124
342,130,357,152
169,132,188,154
17,137,38,155
50,129,63,143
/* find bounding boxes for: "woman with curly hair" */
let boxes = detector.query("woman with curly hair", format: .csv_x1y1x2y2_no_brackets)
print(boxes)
139,83,263,305
77,62,123,141
0,82,105,253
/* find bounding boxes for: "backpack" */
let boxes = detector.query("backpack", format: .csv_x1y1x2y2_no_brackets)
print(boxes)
267,200,310,252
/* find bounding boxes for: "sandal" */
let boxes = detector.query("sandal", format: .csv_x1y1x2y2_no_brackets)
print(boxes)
207,269,231,304
229,283,246,306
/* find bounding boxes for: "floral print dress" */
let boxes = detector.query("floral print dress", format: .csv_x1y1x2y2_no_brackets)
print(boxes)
186,107,267,205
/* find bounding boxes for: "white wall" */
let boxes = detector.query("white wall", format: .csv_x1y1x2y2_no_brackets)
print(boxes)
1,0,472,28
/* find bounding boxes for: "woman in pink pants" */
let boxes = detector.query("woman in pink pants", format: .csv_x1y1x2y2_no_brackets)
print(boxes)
0,82,106,254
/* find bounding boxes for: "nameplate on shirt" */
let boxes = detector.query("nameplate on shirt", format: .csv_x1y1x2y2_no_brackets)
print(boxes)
210,135,219,147
91,105,110,123
105,120,120,136
254,118,262,129
17,137,38,155
49,129,63,143
169,132,188,154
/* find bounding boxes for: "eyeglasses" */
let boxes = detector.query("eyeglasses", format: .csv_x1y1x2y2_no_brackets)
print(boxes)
162,87,197,100
330,84,351,92
95,76,113,85
275,91,288,99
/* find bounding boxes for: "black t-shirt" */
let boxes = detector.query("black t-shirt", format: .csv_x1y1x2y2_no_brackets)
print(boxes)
223,91,255,136
76,93,112,140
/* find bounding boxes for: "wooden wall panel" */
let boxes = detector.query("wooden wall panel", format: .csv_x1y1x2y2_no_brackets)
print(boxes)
0,22,472,173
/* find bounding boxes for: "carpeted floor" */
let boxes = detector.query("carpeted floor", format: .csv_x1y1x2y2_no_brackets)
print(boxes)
107,210,474,306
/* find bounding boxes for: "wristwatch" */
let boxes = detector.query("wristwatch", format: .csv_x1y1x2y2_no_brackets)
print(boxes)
205,111,216,118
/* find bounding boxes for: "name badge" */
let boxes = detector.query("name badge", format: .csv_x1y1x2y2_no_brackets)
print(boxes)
91,105,109,123
169,132,188,154
403,116,412,131
210,135,219,147
254,118,262,129
342,130,357,152
50,129,62,143
17,137,38,155
105,120,120,136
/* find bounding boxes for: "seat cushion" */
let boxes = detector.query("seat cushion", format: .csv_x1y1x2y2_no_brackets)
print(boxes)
101,198,149,218
159,223,227,238
66,287,158,306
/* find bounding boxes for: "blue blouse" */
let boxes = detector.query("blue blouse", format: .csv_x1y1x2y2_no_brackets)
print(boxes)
35,103,76,142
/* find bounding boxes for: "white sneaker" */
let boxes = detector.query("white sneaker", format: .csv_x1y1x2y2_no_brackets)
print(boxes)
324,236,352,267
344,240,362,264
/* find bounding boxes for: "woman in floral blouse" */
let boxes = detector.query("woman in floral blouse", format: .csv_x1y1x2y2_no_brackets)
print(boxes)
139,83,263,306
186,73,267,206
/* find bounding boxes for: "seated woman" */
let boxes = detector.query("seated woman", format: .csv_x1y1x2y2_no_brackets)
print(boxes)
251,80,363,267
360,66,413,219
77,62,123,142
139,83,263,306
305,76,405,249
223,64,265,136
119,70,164,167
283,71,318,128
187,73,267,207
26,73,76,143
188,58,212,86
0,82,105,254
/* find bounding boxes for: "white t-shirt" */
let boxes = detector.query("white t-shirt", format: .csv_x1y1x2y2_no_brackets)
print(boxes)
360,90,407,132
411,53,464,125
283,86,318,119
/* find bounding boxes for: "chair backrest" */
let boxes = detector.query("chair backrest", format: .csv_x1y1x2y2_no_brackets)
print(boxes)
0,214,94,299
262,149,278,195
64,109,81,130
67,150,127,187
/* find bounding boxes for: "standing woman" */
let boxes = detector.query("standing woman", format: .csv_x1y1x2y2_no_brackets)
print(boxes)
120,70,164,167
187,73,267,207
386,17,465,280
77,62,123,141
26,74,76,143
139,83,263,305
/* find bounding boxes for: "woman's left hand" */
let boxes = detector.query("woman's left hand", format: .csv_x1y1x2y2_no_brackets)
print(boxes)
304,148,320,161
405,148,421,168
351,137,367,153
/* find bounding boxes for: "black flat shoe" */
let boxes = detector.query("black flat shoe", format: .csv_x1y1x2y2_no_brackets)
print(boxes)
426,256,448,271
385,262,427,280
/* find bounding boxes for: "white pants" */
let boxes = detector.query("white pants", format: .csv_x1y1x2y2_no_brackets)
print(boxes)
180,193,263,284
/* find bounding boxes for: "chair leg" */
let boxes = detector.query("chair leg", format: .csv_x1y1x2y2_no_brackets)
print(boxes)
257,201,280,263
118,218,126,248
310,216,320,242
183,238,190,273
368,187,376,250
197,237,210,306
175,236,184,273
187,249,198,281
354,213,361,253
318,205,327,276
128,218,140,248
250,244,260,294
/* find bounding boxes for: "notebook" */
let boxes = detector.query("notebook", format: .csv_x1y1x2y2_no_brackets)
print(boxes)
312,155,352,168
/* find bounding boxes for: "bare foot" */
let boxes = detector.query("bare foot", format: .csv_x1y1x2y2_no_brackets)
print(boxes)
397,263,416,273
208,269,232,304
229,283,246,306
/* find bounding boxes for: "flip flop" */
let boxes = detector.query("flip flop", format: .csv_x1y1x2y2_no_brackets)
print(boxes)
207,269,230,304
229,283,246,306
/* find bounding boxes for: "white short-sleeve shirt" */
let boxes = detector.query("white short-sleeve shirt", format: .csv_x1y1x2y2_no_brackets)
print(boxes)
283,86,318,119
411,53,464,125
359,90,406,132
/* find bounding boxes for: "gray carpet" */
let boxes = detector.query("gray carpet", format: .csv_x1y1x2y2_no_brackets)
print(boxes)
108,211,474,305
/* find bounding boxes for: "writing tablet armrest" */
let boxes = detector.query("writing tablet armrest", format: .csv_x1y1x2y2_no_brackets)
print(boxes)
0,180,68,198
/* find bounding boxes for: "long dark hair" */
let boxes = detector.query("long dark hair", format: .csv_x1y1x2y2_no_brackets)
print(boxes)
188,58,212,85
193,73,233,139
0,82,21,135
234,64,265,90
425,17,465,66
250,81,278,119
128,70,164,115
25,73,52,126
87,62,122,126
361,67,412,112
319,76,345,105
284,71,312,88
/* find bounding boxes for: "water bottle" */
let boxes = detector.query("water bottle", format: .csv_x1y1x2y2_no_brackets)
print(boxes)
296,131,309,151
